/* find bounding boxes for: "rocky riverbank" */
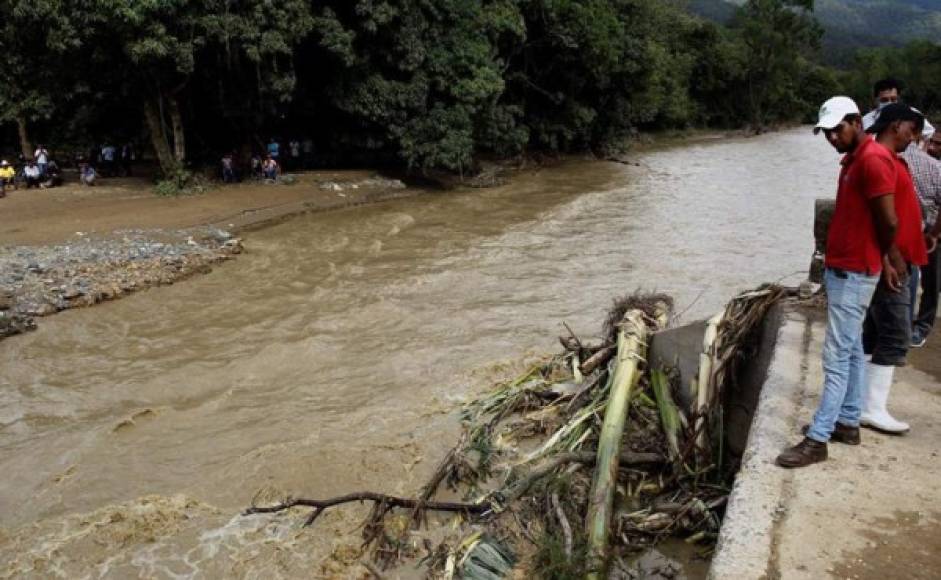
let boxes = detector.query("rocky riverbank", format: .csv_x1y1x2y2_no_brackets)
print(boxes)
0,228,242,340
0,170,429,343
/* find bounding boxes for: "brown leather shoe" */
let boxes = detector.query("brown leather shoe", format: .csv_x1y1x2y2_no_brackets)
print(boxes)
801,423,860,445
776,437,828,468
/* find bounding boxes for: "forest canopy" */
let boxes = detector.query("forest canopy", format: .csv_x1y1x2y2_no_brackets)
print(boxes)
0,0,936,176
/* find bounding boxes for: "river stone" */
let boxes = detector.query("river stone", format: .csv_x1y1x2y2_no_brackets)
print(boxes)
63,287,83,300
28,302,57,316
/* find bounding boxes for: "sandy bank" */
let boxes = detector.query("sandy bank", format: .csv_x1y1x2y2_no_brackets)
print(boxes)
0,170,418,340
0,170,417,247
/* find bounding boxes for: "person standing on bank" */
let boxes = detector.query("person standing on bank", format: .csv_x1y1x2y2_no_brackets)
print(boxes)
859,104,929,434
863,78,935,136
777,96,901,469
863,79,900,131
34,144,49,177
900,116,941,348
927,131,941,161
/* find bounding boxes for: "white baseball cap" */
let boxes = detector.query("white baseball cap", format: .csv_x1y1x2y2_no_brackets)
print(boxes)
814,96,860,134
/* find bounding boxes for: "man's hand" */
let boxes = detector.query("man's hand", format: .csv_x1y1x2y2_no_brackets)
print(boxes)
882,259,902,292
883,247,907,292
926,232,939,254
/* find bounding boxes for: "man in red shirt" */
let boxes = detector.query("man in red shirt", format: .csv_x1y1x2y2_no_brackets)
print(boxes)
778,96,901,468
860,103,928,434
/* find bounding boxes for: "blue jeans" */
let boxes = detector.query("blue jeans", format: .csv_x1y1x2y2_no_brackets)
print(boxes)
808,268,879,442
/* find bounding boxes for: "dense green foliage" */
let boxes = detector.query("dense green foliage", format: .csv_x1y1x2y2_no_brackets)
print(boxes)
693,0,941,66
0,0,920,176
845,40,941,114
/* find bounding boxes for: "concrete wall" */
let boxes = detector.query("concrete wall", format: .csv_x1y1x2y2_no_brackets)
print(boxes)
649,320,709,412
647,304,782,462
709,305,812,579
650,303,795,578
723,303,784,463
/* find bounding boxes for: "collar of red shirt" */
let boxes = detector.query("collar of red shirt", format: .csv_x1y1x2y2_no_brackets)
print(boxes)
841,134,876,167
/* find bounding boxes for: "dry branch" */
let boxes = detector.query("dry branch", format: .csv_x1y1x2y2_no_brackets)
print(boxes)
551,493,573,558
244,492,487,526
579,345,615,375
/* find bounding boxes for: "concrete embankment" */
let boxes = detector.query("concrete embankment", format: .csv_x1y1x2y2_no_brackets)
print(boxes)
710,304,941,579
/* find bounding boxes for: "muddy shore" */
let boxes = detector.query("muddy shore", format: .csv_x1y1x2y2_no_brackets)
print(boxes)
0,171,413,341
0,129,743,342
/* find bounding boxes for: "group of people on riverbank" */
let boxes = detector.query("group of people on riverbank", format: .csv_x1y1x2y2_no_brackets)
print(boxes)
778,78,941,468
219,137,315,184
0,142,135,197
0,145,65,197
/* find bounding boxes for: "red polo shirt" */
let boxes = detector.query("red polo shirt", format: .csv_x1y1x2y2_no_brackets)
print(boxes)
892,155,929,266
826,135,896,274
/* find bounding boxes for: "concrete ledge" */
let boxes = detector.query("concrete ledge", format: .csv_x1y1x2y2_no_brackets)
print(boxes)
709,306,814,579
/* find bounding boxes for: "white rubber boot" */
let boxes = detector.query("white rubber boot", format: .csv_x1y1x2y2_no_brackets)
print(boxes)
860,362,910,433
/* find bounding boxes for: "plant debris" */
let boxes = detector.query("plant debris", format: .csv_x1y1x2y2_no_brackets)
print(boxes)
242,286,786,577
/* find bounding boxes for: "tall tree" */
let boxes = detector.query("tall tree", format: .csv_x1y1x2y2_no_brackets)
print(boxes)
82,0,312,175
733,0,822,129
310,0,524,172
81,0,206,172
0,1,79,157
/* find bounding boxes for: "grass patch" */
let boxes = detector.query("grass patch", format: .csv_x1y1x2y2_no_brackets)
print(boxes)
532,529,591,580
154,169,208,197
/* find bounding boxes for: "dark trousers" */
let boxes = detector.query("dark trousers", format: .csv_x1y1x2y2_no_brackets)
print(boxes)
914,246,940,336
863,269,914,366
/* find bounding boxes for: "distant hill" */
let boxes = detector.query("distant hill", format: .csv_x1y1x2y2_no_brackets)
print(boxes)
686,0,941,64
685,0,738,22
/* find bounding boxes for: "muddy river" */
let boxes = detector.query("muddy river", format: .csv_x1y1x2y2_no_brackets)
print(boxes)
0,129,837,577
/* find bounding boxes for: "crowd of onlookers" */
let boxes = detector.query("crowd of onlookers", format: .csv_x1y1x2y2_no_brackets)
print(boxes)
0,142,135,198
0,145,64,198
0,137,313,198
219,137,314,184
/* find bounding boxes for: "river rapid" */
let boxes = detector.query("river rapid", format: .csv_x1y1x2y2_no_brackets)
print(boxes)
0,128,837,578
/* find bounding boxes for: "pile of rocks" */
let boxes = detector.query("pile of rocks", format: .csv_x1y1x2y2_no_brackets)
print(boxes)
0,227,242,340
318,175,406,192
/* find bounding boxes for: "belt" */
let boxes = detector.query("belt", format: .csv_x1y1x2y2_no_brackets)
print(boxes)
830,264,914,280
828,267,874,278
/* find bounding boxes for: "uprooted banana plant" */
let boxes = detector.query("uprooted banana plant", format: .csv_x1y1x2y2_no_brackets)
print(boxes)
241,286,785,577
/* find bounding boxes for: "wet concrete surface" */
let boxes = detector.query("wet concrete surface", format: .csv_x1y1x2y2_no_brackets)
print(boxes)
905,331,941,384
832,510,941,580
768,311,941,579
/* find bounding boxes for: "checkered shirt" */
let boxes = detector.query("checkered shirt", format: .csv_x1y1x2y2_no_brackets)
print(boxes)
901,143,941,229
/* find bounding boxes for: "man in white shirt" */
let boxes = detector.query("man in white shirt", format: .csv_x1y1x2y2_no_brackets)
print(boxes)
23,161,41,188
863,78,935,136
34,145,49,176
289,140,301,171
101,144,116,176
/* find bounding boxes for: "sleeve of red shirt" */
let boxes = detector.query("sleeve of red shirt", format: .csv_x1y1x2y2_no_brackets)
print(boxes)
859,153,897,199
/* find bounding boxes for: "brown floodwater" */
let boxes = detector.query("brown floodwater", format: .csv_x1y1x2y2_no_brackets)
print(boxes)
0,128,838,578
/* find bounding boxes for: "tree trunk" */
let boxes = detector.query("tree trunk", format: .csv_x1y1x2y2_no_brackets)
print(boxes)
16,117,31,159
168,95,186,163
143,97,178,176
